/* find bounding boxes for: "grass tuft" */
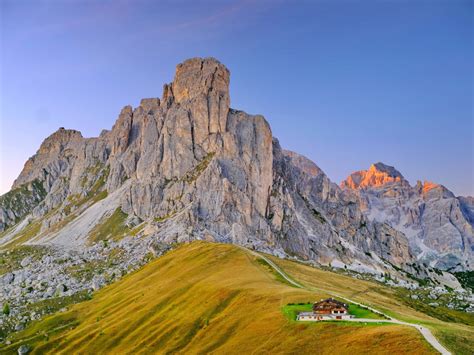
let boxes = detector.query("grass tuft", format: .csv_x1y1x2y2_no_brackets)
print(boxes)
88,208,129,244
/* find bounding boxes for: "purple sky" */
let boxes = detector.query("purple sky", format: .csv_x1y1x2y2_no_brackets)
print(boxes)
1,0,473,196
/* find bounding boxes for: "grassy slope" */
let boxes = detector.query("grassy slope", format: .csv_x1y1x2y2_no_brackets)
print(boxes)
267,255,474,355
1,242,434,355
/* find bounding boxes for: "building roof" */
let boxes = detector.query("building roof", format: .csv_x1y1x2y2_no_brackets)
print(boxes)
315,298,347,306
313,298,348,312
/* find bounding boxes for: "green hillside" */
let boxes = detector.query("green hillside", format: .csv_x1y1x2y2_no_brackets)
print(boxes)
0,242,466,354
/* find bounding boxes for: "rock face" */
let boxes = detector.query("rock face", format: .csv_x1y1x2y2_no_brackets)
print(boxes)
341,163,474,271
2,57,456,278
269,150,413,270
0,179,46,231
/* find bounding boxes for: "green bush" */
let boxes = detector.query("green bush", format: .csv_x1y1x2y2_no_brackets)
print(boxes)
3,302,10,315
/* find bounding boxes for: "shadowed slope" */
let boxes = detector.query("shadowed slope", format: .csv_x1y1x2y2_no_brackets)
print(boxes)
2,242,435,354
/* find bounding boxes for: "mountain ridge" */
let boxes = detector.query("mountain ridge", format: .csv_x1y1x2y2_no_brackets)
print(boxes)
341,163,474,270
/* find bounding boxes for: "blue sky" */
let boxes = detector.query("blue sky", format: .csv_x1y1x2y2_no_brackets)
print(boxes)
1,0,473,195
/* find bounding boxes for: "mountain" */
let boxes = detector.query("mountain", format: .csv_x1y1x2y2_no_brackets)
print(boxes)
2,242,466,354
341,163,474,271
0,57,418,279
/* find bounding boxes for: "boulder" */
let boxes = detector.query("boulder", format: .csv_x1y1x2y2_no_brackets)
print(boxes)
17,344,30,355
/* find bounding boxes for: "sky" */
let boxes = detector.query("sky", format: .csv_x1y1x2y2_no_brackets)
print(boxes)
1,0,473,196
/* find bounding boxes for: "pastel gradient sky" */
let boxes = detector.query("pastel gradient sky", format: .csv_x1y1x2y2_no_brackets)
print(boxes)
1,0,473,196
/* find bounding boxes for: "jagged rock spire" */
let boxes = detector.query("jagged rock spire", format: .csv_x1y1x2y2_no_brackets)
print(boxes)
170,57,230,142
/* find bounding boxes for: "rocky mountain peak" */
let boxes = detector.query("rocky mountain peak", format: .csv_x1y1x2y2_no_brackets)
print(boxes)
341,162,406,190
420,181,455,199
172,57,230,104
12,128,84,189
370,162,403,178
39,127,83,152
155,57,232,148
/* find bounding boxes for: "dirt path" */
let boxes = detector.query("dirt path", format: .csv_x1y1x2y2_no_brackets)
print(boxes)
242,246,451,355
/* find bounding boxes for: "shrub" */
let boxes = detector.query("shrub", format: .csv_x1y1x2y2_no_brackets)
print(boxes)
3,302,10,315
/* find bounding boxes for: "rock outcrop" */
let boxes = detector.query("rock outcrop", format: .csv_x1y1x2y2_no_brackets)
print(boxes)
0,179,46,231
342,163,474,271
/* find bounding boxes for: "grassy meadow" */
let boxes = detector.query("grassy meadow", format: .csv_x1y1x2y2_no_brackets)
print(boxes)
0,242,438,354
